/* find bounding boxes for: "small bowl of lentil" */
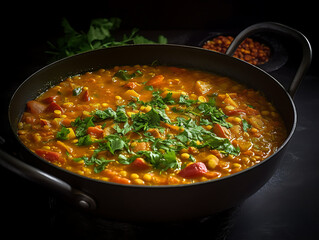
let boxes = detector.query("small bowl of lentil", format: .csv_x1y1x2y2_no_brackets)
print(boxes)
200,32,288,72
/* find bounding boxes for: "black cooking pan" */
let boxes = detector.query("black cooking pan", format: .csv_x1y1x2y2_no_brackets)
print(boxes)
0,22,312,222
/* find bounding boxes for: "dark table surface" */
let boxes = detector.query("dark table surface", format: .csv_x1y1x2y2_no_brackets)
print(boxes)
1,24,319,239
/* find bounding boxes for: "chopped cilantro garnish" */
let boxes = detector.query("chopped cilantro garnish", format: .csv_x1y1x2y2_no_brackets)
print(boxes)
179,94,198,106
56,126,70,140
71,116,95,137
72,86,83,96
242,119,252,132
113,69,143,80
70,88,239,173
197,97,232,128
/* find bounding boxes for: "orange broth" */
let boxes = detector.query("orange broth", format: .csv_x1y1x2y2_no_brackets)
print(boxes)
18,65,287,185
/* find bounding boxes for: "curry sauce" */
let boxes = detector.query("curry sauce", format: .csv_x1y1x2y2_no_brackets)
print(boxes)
18,65,287,185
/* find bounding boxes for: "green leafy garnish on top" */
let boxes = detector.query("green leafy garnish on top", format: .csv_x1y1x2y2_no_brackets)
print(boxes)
56,87,239,173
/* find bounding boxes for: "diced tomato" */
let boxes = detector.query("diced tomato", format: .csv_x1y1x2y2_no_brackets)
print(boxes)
130,158,150,170
123,82,139,89
61,118,72,127
81,90,90,101
46,102,63,113
178,162,208,178
42,96,58,104
40,119,49,126
27,100,47,115
87,126,104,138
213,123,231,139
35,149,64,164
147,75,164,87
111,176,131,185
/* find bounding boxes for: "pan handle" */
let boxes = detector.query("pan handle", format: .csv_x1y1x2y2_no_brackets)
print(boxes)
226,22,312,98
0,148,96,210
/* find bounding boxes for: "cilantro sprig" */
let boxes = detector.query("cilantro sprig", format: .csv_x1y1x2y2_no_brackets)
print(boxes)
197,97,232,128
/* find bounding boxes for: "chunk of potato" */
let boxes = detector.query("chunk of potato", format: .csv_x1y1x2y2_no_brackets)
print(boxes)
194,80,213,95
123,89,141,100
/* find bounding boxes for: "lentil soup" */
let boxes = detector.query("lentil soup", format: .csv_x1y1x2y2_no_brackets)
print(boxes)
18,65,287,185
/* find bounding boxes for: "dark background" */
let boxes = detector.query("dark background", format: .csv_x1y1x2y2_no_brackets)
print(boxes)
1,1,318,239
3,0,318,77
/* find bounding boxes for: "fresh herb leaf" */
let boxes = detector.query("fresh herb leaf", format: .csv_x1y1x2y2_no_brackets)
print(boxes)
197,97,232,128
73,156,89,163
72,152,115,173
56,127,70,140
242,119,251,132
144,85,154,91
136,150,180,171
71,116,95,137
47,17,167,60
72,87,83,96
199,118,212,126
113,122,132,135
202,135,240,156
118,154,138,165
114,106,128,122
113,70,143,81
179,95,198,106
105,134,129,154
92,108,116,121
131,108,169,132
77,134,94,146
87,18,121,45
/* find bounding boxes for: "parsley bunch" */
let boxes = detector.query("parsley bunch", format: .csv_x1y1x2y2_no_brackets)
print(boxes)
47,18,167,60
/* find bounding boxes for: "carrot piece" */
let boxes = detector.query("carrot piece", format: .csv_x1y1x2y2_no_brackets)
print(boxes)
213,123,231,139
111,176,131,185
61,118,72,127
87,126,104,138
147,75,164,87
101,169,117,178
123,82,139,89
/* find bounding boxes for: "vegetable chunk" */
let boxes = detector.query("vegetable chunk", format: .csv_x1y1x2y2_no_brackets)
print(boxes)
195,80,213,95
35,149,64,164
147,75,164,87
178,162,208,178
27,101,46,114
